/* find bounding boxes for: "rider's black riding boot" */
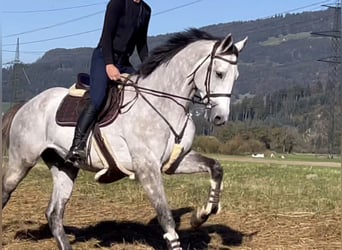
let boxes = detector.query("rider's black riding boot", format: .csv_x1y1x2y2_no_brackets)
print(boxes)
65,101,98,165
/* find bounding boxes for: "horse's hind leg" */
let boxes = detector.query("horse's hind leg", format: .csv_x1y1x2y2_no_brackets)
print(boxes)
2,152,36,208
165,150,223,228
41,149,79,250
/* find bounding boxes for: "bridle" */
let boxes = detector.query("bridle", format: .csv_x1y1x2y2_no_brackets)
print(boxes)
121,40,238,107
119,40,238,142
187,40,238,107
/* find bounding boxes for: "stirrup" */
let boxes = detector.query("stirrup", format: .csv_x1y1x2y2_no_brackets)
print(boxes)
65,147,86,165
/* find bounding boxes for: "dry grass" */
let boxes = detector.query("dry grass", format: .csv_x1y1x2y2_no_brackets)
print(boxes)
2,158,341,249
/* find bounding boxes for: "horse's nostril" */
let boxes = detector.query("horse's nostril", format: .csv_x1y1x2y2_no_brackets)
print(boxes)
214,116,221,122
214,116,225,126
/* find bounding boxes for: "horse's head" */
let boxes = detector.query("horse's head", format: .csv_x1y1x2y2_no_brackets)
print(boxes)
191,34,247,126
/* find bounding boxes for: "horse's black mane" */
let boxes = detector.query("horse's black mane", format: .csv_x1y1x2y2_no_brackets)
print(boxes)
139,28,220,78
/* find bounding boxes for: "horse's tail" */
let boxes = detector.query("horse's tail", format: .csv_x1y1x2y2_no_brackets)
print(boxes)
2,103,24,153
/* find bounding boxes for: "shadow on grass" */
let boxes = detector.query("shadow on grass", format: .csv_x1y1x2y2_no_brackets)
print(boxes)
13,207,256,249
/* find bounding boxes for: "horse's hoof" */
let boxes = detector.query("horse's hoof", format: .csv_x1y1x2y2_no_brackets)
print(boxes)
164,232,182,250
190,208,209,228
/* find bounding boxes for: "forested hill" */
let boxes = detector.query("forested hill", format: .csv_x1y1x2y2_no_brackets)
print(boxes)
2,9,333,102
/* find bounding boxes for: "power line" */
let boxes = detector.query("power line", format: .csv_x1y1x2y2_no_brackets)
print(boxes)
3,2,106,14
153,0,203,16
237,8,331,38
3,49,46,54
1,1,332,57
5,0,203,15
3,0,204,39
4,29,101,47
2,7,330,49
4,11,103,38
278,0,332,13
2,9,330,63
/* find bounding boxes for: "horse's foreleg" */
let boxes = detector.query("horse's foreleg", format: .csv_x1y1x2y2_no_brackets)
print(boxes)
42,150,79,250
135,162,182,250
166,150,223,228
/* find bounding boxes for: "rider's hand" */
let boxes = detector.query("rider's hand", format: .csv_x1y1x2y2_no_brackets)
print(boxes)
106,64,121,81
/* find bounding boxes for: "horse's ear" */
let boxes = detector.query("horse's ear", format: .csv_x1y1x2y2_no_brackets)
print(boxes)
217,33,233,54
234,36,248,52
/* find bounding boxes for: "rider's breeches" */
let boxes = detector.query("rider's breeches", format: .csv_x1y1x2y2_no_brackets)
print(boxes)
89,47,136,111
90,47,109,111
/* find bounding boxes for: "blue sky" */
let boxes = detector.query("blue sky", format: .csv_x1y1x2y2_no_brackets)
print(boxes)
2,0,332,64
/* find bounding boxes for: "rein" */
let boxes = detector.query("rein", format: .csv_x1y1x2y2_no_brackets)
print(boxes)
137,89,190,144
120,77,191,143
122,76,201,105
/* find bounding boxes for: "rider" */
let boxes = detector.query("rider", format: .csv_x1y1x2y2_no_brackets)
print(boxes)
65,0,151,164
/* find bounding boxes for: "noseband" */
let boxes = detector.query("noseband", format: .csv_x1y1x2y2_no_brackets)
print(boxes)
187,41,238,106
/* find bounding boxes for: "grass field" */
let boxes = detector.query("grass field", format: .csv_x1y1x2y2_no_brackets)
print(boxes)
2,156,341,249
260,32,312,46
209,153,341,163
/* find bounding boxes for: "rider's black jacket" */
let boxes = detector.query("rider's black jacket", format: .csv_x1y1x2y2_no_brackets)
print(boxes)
98,0,151,65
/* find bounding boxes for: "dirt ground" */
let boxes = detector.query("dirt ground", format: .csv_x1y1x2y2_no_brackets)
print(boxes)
2,158,341,249
2,198,341,250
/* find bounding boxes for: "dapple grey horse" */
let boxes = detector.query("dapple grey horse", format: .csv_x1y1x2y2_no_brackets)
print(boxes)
2,29,247,250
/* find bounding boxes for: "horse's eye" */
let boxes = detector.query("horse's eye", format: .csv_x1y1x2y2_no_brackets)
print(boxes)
216,71,223,79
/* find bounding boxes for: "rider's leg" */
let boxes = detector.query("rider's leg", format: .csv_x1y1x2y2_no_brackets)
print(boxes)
65,101,98,163
65,47,107,164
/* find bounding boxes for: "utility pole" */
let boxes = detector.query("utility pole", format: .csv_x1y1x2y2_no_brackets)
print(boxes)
3,38,21,107
4,38,31,107
340,0,342,222
335,2,342,242
0,24,2,250
12,38,22,107
312,1,341,157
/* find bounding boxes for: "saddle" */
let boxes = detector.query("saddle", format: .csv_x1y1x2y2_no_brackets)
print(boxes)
56,73,123,127
56,73,127,183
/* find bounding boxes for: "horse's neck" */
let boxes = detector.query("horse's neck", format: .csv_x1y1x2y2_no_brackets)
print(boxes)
139,40,213,109
126,41,213,130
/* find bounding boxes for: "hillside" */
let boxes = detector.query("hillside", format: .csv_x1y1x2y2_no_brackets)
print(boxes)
2,9,334,102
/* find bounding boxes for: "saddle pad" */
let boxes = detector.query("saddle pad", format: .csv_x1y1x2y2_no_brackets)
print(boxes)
55,84,123,127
